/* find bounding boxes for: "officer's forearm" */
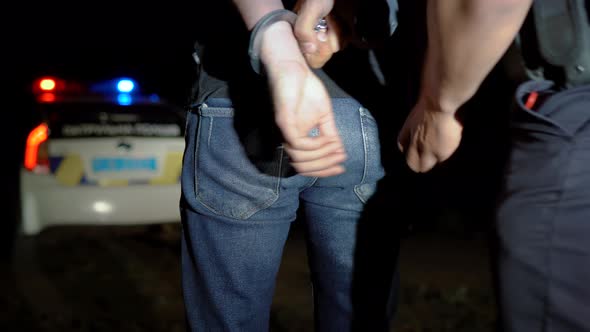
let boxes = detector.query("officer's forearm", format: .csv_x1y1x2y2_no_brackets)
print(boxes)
422,0,532,113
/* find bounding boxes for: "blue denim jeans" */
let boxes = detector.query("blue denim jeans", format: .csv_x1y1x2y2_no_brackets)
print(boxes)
180,68,399,330
496,80,590,331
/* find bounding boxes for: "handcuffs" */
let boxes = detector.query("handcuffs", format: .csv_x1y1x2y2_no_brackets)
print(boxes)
248,9,328,75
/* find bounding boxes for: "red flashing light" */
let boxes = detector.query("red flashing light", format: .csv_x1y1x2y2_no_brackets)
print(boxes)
39,78,56,91
33,76,68,95
38,92,56,103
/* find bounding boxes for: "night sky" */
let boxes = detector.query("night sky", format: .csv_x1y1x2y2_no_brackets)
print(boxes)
12,1,201,105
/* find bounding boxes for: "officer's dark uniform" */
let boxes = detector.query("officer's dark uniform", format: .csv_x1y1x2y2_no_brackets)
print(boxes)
495,1,590,330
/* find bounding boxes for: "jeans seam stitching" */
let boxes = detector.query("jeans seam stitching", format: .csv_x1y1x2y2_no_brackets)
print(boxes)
354,107,370,204
359,107,369,185
193,108,202,204
276,146,284,194
207,117,213,146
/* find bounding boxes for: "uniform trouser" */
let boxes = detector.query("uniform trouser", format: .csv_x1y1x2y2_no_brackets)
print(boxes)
179,67,400,331
496,80,590,331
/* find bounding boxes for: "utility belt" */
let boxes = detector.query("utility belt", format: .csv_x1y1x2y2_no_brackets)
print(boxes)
518,0,590,89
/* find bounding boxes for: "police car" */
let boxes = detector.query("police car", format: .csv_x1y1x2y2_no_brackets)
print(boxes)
19,76,186,235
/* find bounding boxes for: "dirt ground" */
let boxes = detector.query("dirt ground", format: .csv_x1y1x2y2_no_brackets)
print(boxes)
0,221,497,332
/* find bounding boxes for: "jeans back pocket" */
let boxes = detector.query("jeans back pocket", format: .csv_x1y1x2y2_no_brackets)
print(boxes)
192,99,283,220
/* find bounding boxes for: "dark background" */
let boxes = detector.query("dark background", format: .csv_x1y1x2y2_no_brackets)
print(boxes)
11,1,201,103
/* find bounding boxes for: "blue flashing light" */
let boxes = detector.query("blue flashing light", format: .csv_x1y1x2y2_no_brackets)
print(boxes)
116,79,135,93
117,93,132,105
149,94,160,103
90,77,139,95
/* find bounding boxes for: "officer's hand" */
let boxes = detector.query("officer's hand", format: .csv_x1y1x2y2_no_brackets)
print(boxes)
261,21,347,177
397,97,463,173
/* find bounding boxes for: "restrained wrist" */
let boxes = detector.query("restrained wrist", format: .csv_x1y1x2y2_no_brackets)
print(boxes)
260,21,307,69
248,9,298,75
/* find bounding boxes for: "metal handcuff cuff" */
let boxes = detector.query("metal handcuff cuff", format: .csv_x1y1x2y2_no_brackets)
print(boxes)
248,9,328,75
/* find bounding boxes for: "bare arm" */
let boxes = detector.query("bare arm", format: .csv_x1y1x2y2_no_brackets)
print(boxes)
232,0,285,29
398,0,533,173
424,0,533,112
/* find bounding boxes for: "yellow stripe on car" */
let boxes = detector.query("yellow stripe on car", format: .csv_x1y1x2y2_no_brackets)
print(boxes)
98,179,130,187
149,152,183,185
55,154,84,186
